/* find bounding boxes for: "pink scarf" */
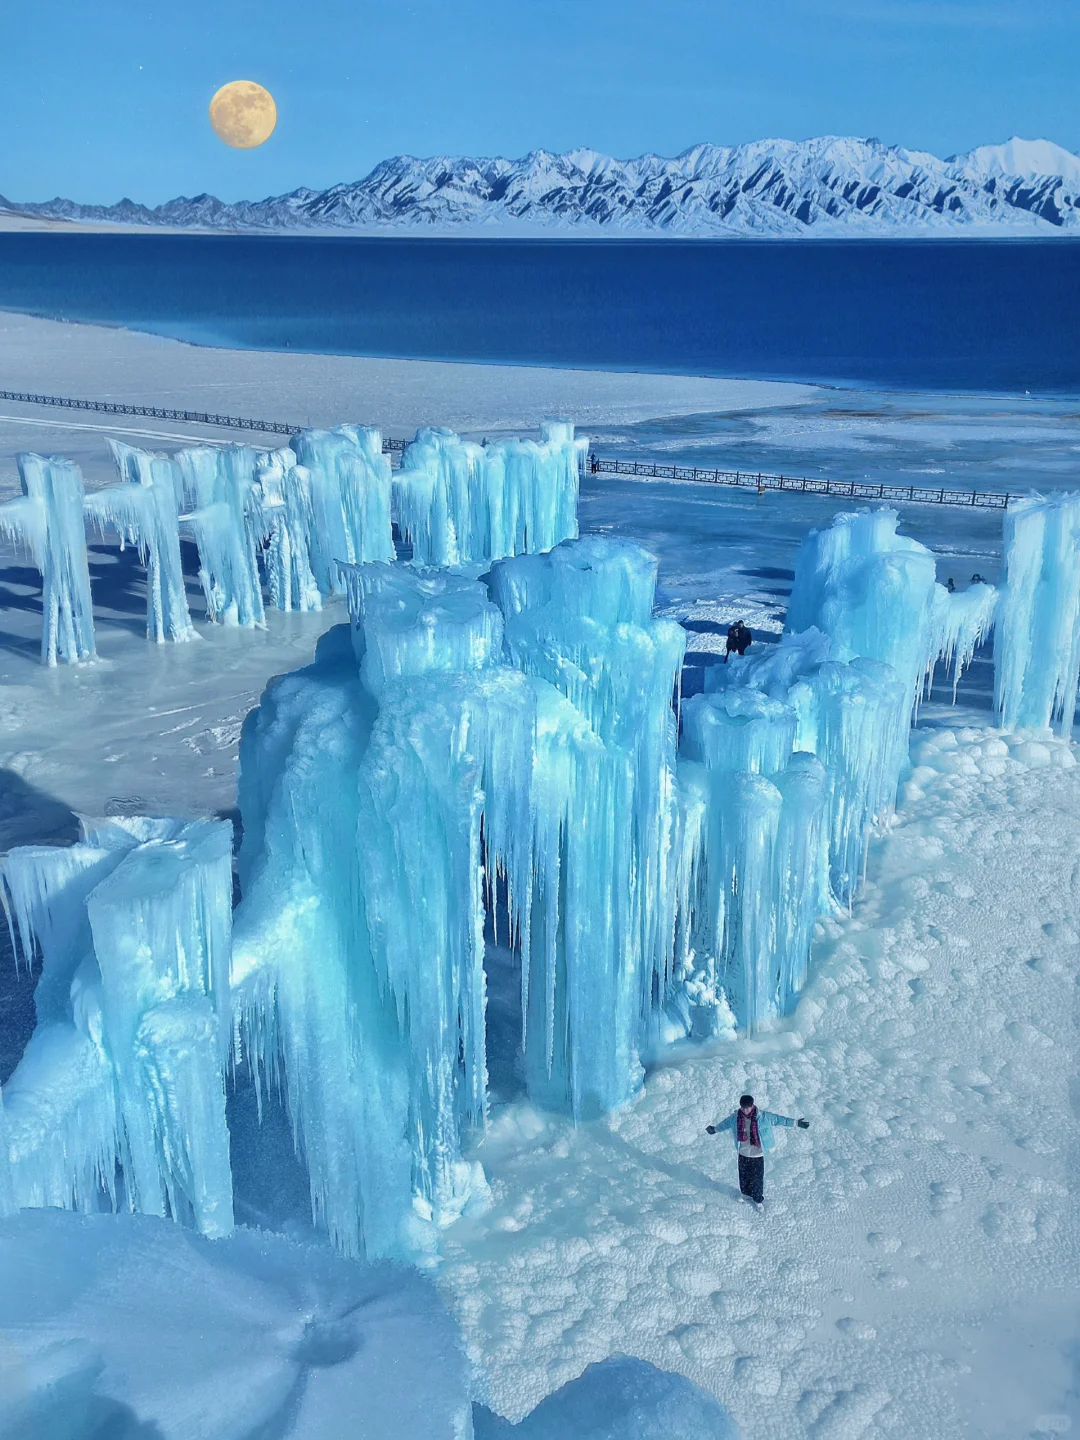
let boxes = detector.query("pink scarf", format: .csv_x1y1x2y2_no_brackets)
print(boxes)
737,1106,761,1148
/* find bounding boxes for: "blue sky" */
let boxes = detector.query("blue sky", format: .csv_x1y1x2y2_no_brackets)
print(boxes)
3,0,1077,204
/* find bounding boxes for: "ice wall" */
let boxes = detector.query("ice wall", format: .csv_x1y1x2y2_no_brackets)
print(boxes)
995,494,1080,736
675,680,831,1034
83,440,196,644
290,426,395,593
0,820,235,1236
394,422,585,568
489,537,685,1111
233,536,682,1256
0,453,96,665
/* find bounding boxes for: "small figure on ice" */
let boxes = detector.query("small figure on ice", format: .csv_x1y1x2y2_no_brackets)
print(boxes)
706,1093,809,1204
724,619,752,663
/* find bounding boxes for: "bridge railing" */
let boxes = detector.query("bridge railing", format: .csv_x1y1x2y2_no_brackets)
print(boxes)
587,456,1012,509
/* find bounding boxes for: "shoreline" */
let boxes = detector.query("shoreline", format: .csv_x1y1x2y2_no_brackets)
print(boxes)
1,309,1072,408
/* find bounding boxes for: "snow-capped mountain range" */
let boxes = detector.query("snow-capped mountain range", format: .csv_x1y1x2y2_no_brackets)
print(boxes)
6,136,1080,237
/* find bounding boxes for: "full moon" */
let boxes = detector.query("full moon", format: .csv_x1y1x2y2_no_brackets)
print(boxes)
208,81,277,149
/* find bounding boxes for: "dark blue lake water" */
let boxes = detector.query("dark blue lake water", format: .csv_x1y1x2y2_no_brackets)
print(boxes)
1,234,1078,393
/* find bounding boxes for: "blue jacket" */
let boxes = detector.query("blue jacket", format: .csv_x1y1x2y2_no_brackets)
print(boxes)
712,1109,796,1154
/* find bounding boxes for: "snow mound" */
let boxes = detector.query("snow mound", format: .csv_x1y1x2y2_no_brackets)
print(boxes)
0,1210,472,1440
473,1356,740,1439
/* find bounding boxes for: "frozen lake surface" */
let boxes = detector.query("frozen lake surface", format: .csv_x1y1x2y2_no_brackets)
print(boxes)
0,317,1077,1438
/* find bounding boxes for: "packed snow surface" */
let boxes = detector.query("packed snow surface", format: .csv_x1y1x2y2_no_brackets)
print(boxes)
0,1210,472,1440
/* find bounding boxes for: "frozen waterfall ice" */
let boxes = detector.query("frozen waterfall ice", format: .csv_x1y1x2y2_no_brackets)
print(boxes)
253,447,322,613
290,425,396,592
83,440,197,644
176,444,267,628
394,422,585,567
0,820,235,1236
994,493,1080,736
0,453,96,665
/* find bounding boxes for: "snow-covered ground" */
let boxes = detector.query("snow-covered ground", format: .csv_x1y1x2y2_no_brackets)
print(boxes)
439,720,1080,1437
1,319,1079,1437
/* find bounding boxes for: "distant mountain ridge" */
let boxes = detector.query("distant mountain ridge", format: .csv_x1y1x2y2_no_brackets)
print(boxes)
5,135,1080,237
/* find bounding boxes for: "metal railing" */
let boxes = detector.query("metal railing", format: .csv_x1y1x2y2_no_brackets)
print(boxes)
0,389,409,452
0,389,1014,505
587,455,1012,509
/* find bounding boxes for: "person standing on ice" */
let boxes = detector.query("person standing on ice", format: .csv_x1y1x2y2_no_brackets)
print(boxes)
706,1094,809,1204
724,619,752,663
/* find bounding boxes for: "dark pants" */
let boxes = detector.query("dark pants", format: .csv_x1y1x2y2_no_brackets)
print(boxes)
738,1153,764,1203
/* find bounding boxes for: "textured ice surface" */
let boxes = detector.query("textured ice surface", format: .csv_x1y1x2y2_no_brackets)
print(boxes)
490,537,685,1110
676,678,831,1034
343,563,504,693
474,1356,740,1439
394,423,584,567
0,820,234,1236
234,536,683,1256
290,425,395,593
177,444,266,627
254,447,322,613
84,440,196,643
0,453,95,665
994,493,1080,735
789,507,947,708
0,1210,472,1440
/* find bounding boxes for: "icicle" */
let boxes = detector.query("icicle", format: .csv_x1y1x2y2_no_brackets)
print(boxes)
178,444,266,628
394,423,584,568
0,454,95,665
84,443,196,643
994,494,1080,736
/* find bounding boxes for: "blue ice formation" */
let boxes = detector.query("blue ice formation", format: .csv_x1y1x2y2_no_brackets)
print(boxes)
488,538,685,1111
994,494,1080,735
0,453,96,665
787,507,995,709
83,440,196,644
394,422,585,567
667,506,996,1036
175,444,267,627
231,535,681,1257
290,425,396,593
0,818,234,1237
253,446,322,612
473,1356,740,1439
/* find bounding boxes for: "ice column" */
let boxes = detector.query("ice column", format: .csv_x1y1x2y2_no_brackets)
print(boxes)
675,683,830,1034
705,631,909,906
176,444,266,627
234,604,511,1259
290,426,395,593
394,422,585,568
0,821,235,1236
788,507,980,709
490,536,685,1112
0,454,96,665
84,441,196,643
254,448,322,612
994,494,1080,736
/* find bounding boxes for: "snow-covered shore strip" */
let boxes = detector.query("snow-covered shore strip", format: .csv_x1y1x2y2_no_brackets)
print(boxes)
0,314,823,498
437,719,1080,1438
